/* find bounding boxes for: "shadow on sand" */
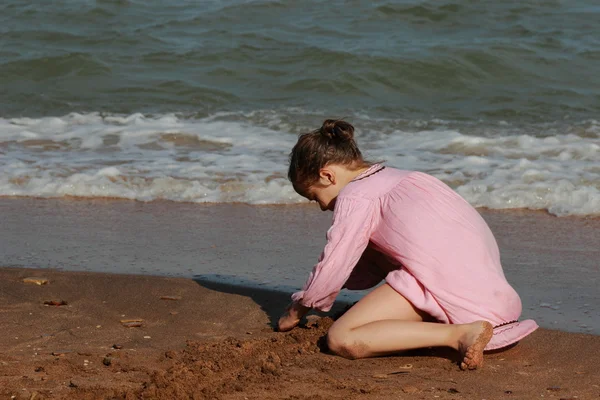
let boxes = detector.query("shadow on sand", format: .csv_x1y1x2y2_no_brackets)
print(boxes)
192,274,466,364
192,273,352,329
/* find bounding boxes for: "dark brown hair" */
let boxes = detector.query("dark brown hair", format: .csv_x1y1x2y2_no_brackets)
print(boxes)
288,119,371,194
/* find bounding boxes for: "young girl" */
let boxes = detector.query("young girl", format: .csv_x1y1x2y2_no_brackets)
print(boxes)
278,119,538,370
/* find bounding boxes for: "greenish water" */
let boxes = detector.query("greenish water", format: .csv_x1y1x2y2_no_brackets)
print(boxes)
2,0,600,121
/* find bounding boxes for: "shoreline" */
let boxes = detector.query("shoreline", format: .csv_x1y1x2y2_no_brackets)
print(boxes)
1,267,599,399
1,195,600,219
1,197,599,336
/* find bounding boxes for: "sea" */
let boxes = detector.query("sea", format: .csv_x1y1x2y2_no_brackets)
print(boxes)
1,1,599,333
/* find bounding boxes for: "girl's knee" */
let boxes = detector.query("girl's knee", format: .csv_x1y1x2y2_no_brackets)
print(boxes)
326,327,366,360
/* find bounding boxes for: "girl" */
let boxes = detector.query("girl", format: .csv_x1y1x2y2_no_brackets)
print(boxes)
278,119,538,370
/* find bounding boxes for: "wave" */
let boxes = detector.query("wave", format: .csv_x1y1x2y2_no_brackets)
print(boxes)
0,52,112,80
1,111,598,216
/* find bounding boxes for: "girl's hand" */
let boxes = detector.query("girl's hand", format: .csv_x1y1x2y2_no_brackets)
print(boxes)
278,302,310,332
277,312,300,332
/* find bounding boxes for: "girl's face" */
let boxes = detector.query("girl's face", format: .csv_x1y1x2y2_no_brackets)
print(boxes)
297,163,364,211
306,183,339,211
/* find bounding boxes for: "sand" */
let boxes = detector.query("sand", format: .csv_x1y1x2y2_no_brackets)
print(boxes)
1,198,599,336
1,267,599,400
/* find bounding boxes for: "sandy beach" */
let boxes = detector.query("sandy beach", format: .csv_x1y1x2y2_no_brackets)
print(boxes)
1,198,599,335
1,199,599,399
1,267,599,400
3,1,600,398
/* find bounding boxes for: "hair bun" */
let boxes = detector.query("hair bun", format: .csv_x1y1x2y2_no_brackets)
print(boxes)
320,119,355,142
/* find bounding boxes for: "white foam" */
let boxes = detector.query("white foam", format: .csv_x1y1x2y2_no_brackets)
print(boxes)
1,112,599,216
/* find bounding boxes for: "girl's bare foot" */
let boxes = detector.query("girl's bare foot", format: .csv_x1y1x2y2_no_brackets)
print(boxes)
458,321,493,370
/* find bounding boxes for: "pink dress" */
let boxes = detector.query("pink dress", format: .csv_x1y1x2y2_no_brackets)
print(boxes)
292,164,538,350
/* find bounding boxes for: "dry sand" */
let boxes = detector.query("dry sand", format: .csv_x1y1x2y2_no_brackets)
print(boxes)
1,267,599,400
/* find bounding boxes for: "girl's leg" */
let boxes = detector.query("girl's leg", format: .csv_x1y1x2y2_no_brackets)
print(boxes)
327,283,493,370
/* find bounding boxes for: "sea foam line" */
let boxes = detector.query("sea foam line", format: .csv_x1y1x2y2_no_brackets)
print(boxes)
1,112,599,216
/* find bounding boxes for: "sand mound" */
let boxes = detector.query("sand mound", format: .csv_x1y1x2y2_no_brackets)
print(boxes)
140,319,331,399
74,318,335,399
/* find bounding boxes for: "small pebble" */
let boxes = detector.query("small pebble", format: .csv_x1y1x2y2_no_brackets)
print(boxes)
43,300,67,306
112,344,123,350
122,322,142,327
120,318,143,323
23,277,49,285
143,336,151,339
160,295,182,301
51,350,72,356
103,357,112,366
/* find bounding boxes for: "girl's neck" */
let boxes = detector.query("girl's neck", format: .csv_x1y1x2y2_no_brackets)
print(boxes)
350,165,371,181
349,164,375,181
330,164,373,188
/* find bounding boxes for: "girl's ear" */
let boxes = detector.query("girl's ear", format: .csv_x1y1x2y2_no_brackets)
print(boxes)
319,167,336,186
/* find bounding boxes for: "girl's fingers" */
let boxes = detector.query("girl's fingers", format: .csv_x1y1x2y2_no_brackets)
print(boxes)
278,314,300,332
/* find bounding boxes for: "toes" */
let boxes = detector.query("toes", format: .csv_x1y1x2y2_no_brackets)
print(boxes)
458,321,494,371
462,360,476,370
470,359,483,370
461,353,483,371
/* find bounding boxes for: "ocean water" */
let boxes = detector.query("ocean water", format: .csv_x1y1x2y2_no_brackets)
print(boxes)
1,0,599,216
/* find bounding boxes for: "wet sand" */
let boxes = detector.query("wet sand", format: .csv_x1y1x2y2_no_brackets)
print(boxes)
1,267,599,400
1,198,599,334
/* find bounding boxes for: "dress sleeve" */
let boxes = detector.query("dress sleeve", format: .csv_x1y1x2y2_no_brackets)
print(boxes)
291,197,376,312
